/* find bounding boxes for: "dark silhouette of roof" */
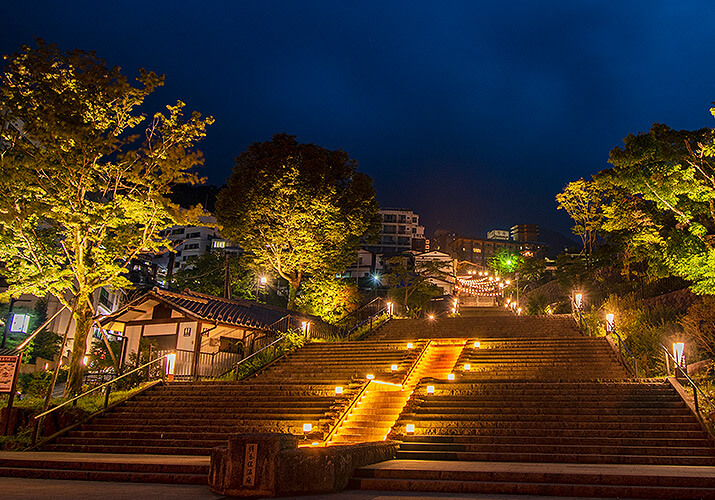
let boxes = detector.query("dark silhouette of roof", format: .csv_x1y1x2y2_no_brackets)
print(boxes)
102,288,318,331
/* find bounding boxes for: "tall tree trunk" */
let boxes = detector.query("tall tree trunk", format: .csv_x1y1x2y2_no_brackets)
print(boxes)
287,277,300,310
64,299,94,397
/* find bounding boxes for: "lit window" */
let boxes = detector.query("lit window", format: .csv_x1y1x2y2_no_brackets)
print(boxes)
9,313,30,333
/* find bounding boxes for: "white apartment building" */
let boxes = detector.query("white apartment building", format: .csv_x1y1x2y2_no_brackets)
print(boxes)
364,208,426,254
154,216,230,286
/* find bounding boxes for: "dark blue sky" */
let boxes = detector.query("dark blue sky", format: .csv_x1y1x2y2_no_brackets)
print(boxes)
3,1,715,239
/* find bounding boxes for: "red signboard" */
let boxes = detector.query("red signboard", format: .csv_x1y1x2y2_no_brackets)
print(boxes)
0,356,20,393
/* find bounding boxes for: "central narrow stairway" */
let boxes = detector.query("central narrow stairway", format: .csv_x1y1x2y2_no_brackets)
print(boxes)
327,340,466,445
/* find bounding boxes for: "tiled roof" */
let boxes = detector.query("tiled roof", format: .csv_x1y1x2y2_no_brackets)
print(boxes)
0,347,20,356
103,288,318,331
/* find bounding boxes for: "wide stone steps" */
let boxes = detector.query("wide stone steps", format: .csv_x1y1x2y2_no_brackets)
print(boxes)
42,444,211,455
394,449,715,466
349,461,715,499
397,442,715,457
401,434,710,447
0,453,209,484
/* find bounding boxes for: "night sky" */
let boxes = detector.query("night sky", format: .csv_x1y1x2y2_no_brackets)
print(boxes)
3,1,715,240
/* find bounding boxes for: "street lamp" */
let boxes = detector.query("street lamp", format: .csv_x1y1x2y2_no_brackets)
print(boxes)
673,342,685,367
574,293,583,311
256,276,268,302
605,313,615,333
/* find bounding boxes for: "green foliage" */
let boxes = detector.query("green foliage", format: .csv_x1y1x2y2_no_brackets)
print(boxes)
228,330,306,380
17,370,52,398
593,293,683,376
681,296,715,359
488,248,523,275
556,178,605,256
0,40,213,395
172,250,258,300
216,133,379,308
526,292,549,315
518,256,547,285
385,256,443,318
86,338,122,371
294,277,360,324
599,119,715,294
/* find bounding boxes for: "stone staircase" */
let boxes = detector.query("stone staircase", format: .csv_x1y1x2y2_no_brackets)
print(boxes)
350,312,715,498
392,380,715,465
40,341,425,456
369,314,584,340
0,340,427,482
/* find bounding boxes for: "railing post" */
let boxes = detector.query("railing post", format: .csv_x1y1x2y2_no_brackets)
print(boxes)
693,383,699,414
665,350,670,376
103,383,112,410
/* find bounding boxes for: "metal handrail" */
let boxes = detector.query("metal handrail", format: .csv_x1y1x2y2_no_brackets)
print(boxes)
34,354,171,420
323,380,372,444
571,301,591,336
221,331,292,378
660,344,715,415
345,306,389,338
402,340,432,388
265,314,292,332
336,297,384,328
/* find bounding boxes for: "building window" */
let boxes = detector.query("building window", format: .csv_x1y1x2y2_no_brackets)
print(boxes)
219,337,244,355
99,288,112,309
212,240,227,249
185,243,200,250
171,228,185,235
186,232,201,239
9,313,30,333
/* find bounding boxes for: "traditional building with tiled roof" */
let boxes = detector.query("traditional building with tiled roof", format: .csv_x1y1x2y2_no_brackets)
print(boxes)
101,288,322,378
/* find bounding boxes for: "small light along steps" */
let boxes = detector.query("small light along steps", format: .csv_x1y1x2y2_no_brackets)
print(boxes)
39,340,428,457
352,312,715,498
391,379,715,466
327,340,467,445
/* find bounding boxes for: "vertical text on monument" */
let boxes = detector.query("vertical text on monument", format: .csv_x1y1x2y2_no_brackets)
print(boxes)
243,442,258,486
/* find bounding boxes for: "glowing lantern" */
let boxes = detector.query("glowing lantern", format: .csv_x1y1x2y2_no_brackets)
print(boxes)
405,424,415,433
426,385,434,394
673,342,685,366
303,423,312,433
335,386,343,395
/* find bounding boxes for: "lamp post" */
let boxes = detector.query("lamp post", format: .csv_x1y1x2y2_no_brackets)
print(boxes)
256,276,267,302
673,342,686,378
605,313,615,333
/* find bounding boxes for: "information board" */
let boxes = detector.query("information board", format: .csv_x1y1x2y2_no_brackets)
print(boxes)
0,356,20,393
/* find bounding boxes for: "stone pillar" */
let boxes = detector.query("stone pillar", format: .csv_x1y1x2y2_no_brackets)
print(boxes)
209,433,298,497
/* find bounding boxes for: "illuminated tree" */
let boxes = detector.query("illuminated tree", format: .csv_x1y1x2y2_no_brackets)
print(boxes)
385,257,444,317
172,251,257,300
294,277,361,324
556,178,604,257
216,134,379,309
488,248,523,275
0,41,213,395
604,119,715,293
